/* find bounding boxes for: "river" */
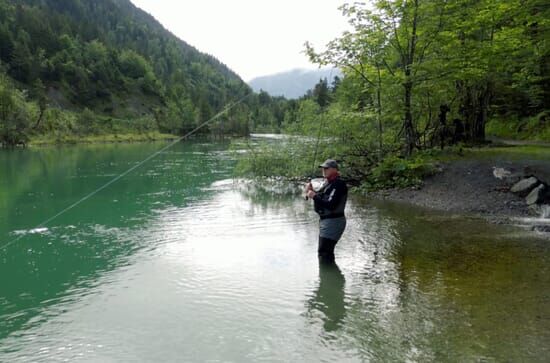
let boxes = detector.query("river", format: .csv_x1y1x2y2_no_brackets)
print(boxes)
1,141,549,362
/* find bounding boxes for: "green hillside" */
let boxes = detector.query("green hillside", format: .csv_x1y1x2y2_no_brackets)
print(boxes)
0,0,286,146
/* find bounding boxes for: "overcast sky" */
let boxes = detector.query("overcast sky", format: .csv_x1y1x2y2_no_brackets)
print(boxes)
129,0,350,81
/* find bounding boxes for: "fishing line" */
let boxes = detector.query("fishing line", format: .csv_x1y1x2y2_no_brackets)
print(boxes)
310,113,326,177
309,67,335,178
0,93,252,252
305,68,336,201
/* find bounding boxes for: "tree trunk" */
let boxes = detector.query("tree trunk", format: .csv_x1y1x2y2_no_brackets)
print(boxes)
403,79,415,156
376,66,383,158
438,104,450,149
458,81,491,144
403,0,418,157
34,107,45,129
473,84,491,142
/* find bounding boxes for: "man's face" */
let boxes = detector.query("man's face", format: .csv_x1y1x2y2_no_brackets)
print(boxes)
322,167,338,178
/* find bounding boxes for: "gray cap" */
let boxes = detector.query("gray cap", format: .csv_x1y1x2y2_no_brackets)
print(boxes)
319,159,339,169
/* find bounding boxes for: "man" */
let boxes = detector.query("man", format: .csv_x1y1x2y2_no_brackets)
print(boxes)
306,159,348,263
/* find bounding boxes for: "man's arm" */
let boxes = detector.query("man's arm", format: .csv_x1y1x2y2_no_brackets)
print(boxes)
313,182,347,210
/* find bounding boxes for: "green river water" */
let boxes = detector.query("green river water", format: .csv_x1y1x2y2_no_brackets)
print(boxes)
1,141,549,362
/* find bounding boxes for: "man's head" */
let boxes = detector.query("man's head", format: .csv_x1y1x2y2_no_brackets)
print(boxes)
319,159,339,179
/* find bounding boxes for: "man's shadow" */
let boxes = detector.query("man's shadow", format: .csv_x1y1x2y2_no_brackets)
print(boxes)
307,261,346,333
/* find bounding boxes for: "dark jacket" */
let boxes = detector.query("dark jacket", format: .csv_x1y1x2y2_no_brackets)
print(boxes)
313,177,348,220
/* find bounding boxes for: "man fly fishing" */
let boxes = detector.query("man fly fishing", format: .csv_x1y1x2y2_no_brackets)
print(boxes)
305,159,348,264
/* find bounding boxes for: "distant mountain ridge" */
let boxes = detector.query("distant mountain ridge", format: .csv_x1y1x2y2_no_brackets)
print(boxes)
249,68,342,99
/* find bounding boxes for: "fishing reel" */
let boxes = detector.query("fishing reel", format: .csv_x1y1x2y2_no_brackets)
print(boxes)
305,177,327,201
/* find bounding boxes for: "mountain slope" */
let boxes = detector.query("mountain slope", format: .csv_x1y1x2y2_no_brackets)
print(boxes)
249,68,342,99
0,0,251,137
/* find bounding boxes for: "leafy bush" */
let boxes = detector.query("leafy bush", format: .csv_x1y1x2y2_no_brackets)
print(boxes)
232,137,315,179
486,112,550,142
76,108,98,134
359,154,439,191
0,77,33,146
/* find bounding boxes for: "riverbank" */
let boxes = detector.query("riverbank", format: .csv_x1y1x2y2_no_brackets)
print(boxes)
28,132,178,146
233,135,550,223
368,146,550,222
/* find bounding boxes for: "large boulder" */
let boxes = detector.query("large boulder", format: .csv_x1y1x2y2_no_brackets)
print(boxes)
511,177,540,196
526,184,547,205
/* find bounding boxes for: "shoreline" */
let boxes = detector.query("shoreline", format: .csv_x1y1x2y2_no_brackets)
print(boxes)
10,132,248,148
27,132,178,147
367,151,550,230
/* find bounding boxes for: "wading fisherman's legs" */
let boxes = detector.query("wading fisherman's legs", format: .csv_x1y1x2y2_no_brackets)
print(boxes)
318,237,338,263
318,216,346,263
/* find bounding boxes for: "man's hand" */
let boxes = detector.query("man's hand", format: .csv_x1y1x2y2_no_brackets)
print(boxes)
305,182,313,192
306,190,316,199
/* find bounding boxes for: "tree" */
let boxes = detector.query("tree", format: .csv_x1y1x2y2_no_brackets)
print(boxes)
10,37,33,83
306,2,396,156
0,76,31,147
118,49,150,79
32,79,47,129
313,78,330,108
0,23,13,63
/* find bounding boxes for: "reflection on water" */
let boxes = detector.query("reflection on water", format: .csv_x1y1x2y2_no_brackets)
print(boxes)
1,141,549,362
307,261,346,334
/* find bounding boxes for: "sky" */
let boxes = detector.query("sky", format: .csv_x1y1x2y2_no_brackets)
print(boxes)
129,0,350,81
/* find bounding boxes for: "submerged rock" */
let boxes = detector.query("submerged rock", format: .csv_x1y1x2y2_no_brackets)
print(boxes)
526,184,547,205
511,177,540,196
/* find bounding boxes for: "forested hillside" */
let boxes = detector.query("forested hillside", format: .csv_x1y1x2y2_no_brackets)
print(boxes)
0,0,287,146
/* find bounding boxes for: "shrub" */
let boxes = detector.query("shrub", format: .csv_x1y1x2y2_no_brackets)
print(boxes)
0,77,32,146
360,154,439,191
76,107,98,134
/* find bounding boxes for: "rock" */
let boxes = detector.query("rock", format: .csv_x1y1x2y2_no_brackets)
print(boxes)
532,225,550,233
526,184,547,205
492,167,512,180
511,177,540,196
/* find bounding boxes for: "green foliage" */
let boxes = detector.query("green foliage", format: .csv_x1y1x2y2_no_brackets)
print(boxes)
235,0,549,190
304,0,550,153
76,108,97,134
486,112,550,142
118,50,151,79
359,155,439,192
0,76,33,146
232,139,313,179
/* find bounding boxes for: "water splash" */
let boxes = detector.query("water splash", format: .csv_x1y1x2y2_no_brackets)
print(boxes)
12,227,50,236
541,204,550,219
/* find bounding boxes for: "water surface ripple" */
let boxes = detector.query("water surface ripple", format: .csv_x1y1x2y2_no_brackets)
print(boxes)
1,141,549,362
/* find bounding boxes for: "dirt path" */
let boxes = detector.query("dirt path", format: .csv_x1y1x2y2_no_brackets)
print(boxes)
488,137,550,148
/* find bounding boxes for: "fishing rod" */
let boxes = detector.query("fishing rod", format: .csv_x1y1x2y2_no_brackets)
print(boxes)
305,112,328,201
305,68,336,201
0,93,253,253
